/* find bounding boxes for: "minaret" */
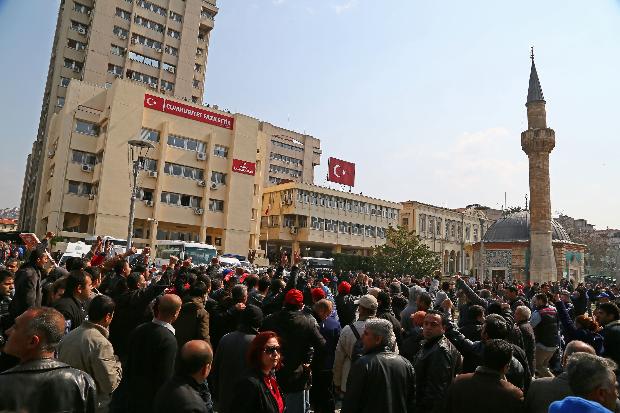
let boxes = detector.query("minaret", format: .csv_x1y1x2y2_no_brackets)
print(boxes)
521,48,557,283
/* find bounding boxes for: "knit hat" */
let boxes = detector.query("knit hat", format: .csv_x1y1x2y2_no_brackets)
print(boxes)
356,294,378,311
338,281,351,295
284,289,304,307
549,396,612,413
311,287,326,302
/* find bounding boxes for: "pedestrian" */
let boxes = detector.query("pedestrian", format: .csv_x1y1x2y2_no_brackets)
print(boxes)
341,318,415,413
0,269,14,339
525,340,596,413
549,352,618,413
154,340,215,413
173,281,211,348
595,302,620,369
53,269,92,331
58,294,122,413
444,339,524,413
335,281,357,328
0,307,96,412
9,248,48,320
514,305,536,376
311,298,341,413
124,294,182,413
231,331,285,413
212,305,264,413
531,293,560,377
414,309,462,413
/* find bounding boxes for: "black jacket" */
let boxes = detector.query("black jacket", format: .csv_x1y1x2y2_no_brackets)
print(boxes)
153,375,213,413
9,264,43,320
231,369,282,413
335,293,357,328
0,358,96,413
602,320,620,368
125,321,178,413
342,347,416,413
53,296,86,331
413,335,462,413
261,308,326,392
518,320,536,376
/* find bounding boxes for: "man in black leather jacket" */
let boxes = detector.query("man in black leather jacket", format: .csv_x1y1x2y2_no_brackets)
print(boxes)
0,307,96,413
414,309,462,413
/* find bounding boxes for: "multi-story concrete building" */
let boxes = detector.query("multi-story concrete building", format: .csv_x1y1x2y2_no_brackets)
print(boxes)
259,183,401,259
35,79,322,256
20,0,218,232
399,201,490,275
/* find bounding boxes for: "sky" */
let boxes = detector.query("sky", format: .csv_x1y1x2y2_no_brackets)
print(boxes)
0,0,619,228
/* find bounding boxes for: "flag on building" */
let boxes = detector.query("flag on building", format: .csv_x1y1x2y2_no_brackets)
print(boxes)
327,157,355,186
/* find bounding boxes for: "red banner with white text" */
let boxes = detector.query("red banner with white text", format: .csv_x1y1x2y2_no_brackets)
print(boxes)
144,94,234,130
232,159,256,176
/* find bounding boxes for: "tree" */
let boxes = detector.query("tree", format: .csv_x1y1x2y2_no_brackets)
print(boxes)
372,226,441,277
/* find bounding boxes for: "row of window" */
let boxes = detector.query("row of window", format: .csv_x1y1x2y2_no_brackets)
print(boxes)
67,180,96,196
271,139,303,152
283,189,399,219
131,33,162,51
269,176,289,185
159,192,225,212
73,2,91,14
164,162,205,181
136,0,166,17
72,150,98,166
134,14,164,33
129,50,160,69
167,134,207,153
127,70,158,86
70,20,88,34
68,38,87,51
269,164,301,178
75,120,100,136
309,218,387,238
416,214,481,242
64,58,83,72
270,152,303,166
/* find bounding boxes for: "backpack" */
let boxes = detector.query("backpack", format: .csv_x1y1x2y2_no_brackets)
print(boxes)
349,323,364,364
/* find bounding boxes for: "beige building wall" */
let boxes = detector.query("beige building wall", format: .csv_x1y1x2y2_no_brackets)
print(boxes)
21,0,218,232
260,183,401,259
400,201,489,275
37,79,267,257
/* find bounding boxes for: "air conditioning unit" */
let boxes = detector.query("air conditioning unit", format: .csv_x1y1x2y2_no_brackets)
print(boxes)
196,152,207,161
77,27,86,34
160,87,166,93
119,34,127,40
210,183,218,190
290,227,298,234
131,38,137,44
156,48,163,52
166,67,174,73
149,83,157,89
148,171,158,178
145,200,154,207
197,180,206,187
81,164,93,172
88,194,95,200
194,208,204,215
47,150,55,158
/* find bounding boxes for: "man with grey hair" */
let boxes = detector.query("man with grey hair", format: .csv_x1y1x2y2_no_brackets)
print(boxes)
515,304,536,376
342,318,415,413
0,307,97,412
549,352,619,413
525,340,596,413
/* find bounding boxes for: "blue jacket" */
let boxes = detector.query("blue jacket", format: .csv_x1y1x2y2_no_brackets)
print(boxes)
549,396,612,413
319,312,341,370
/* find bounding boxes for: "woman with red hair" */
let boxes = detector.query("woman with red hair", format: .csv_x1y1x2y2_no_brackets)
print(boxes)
230,331,285,413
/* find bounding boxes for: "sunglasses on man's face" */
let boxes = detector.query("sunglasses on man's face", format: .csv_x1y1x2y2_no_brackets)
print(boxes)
264,346,281,355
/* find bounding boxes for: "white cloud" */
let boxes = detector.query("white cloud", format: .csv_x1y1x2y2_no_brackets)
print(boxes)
333,0,358,14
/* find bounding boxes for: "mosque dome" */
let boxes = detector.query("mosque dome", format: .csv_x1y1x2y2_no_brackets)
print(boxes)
482,210,571,243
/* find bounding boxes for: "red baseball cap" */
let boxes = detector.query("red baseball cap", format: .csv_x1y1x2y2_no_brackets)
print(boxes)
284,289,304,307
311,287,326,302
338,281,351,295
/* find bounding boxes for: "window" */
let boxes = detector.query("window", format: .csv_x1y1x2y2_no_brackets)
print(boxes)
161,80,174,91
70,20,88,34
113,26,129,39
196,48,203,56
169,10,183,22
162,62,176,73
73,2,91,14
209,199,224,212
64,58,83,72
67,180,94,196
115,7,131,20
134,15,164,33
268,164,301,178
108,64,123,76
140,128,160,142
165,45,178,56
137,0,167,16
161,191,202,208
56,97,65,108
213,145,228,158
138,157,158,172
164,162,204,180
67,39,86,51
465,224,471,241
167,28,181,39
59,77,70,87
110,44,126,56
131,34,162,51
127,70,158,87
128,51,160,68
270,152,303,166
72,150,97,165
193,79,200,88
211,171,226,185
167,135,206,152
402,217,409,227
191,96,199,103
75,120,99,136
139,188,153,202
195,63,202,73
271,139,304,152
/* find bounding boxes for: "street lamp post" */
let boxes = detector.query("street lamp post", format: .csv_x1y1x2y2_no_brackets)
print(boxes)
126,139,155,253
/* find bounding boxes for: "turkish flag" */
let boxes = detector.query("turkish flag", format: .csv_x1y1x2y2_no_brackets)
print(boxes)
144,94,165,112
328,157,355,186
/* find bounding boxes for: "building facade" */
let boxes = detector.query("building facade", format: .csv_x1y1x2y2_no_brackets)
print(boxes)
35,79,320,256
20,0,218,232
399,201,490,275
260,183,401,260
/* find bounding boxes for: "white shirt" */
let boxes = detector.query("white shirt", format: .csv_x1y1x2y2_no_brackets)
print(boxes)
152,318,175,335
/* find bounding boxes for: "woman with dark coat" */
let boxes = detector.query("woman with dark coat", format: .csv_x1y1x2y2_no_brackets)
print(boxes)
555,298,604,354
230,331,284,413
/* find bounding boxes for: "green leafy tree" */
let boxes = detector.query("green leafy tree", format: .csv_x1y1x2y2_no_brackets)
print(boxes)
372,226,441,277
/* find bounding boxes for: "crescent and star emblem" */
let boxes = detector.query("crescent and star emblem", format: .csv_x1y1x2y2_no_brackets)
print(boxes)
145,97,157,106
333,164,346,178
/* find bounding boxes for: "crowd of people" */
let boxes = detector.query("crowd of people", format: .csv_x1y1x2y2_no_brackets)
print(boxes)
0,237,619,413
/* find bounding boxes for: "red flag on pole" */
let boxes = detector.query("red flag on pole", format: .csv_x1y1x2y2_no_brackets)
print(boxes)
327,157,355,186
